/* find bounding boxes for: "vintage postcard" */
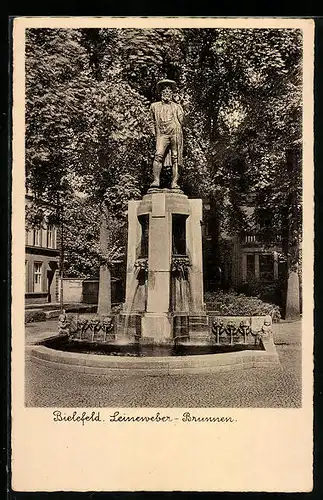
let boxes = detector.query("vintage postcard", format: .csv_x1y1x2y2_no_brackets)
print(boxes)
11,17,314,492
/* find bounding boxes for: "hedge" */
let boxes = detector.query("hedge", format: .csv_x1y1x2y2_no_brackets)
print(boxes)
25,310,47,323
205,290,281,322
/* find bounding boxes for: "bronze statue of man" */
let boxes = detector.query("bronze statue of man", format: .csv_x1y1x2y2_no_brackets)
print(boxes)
149,79,184,189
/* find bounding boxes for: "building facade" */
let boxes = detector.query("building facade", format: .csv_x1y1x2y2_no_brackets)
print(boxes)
202,202,286,305
231,231,283,286
25,194,60,305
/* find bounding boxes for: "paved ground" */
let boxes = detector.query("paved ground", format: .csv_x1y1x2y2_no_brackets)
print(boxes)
25,319,59,344
25,320,302,408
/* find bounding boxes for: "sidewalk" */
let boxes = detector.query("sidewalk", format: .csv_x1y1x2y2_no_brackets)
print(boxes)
26,320,59,345
25,320,302,408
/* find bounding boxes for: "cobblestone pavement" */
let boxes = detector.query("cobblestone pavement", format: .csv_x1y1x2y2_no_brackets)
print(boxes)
25,320,302,408
25,320,58,344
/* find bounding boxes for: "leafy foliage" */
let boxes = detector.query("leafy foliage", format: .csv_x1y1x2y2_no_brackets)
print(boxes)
25,29,95,196
25,309,47,323
205,290,281,322
61,196,124,278
25,27,303,290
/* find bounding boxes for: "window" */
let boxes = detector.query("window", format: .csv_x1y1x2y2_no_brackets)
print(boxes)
246,254,255,279
33,262,42,292
33,229,42,247
138,215,149,258
257,211,274,243
259,254,274,281
172,214,187,256
244,234,257,244
47,225,54,248
25,261,29,292
26,230,33,246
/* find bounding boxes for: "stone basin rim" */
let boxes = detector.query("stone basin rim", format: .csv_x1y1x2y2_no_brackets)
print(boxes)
29,344,280,375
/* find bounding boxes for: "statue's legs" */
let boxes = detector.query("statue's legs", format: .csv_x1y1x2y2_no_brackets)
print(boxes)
170,136,180,189
150,135,169,188
150,133,180,189
150,155,163,187
171,159,180,189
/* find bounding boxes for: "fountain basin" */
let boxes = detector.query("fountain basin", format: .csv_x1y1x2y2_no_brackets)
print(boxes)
41,335,265,357
28,335,279,376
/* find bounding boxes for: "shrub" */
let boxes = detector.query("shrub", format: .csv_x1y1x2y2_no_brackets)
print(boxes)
25,309,46,323
205,290,281,322
237,278,285,306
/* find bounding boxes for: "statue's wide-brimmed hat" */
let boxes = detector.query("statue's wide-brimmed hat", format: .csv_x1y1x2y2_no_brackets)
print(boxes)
156,79,177,94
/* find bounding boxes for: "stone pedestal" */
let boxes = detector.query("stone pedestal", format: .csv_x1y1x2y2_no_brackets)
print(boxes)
141,313,172,342
124,200,142,311
124,190,205,342
186,199,205,314
146,194,171,315
172,278,190,313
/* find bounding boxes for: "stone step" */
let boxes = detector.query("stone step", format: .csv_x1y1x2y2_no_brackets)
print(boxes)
189,324,209,333
189,317,209,326
188,334,211,342
189,323,209,330
189,331,211,338
173,316,189,337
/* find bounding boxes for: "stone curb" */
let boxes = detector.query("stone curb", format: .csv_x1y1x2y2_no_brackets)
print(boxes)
30,345,280,376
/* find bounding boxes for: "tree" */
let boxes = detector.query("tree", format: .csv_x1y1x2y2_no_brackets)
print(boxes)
25,27,303,316
25,29,97,197
180,28,302,315
25,28,150,298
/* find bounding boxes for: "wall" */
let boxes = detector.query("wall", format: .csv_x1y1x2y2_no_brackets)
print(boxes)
25,197,60,305
25,250,59,304
82,280,99,304
57,278,123,305
61,278,83,303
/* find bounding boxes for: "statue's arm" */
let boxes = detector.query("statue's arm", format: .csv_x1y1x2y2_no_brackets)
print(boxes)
149,104,156,136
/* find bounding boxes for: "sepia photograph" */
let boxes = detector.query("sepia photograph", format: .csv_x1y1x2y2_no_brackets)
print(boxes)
23,24,306,408
12,17,314,492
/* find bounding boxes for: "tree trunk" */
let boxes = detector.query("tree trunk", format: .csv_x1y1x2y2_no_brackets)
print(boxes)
97,203,111,316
